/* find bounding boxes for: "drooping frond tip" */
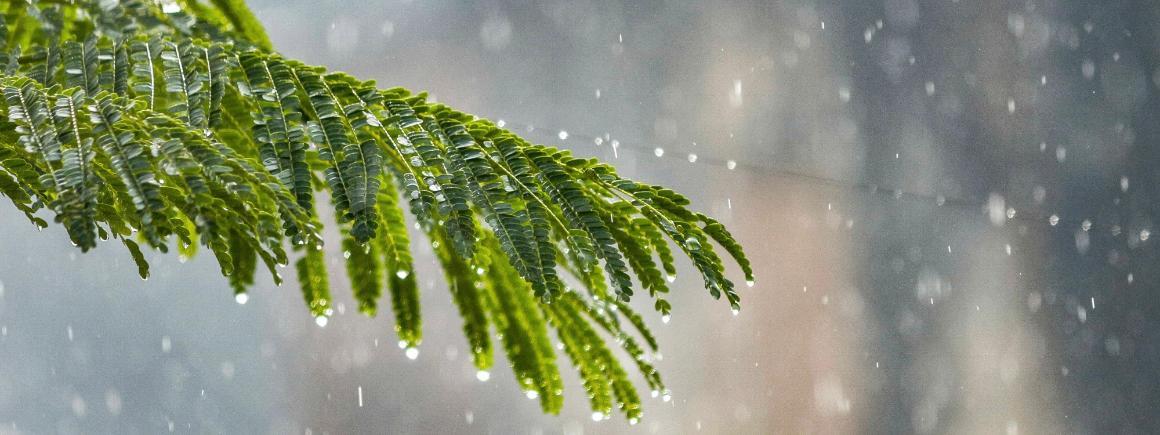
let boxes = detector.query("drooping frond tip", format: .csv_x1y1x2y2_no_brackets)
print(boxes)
0,0,752,421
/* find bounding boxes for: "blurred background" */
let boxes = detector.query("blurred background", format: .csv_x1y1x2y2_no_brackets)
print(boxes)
2,0,1159,433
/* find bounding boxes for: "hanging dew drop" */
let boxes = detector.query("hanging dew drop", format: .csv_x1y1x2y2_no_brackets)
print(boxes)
525,390,539,400
314,316,329,327
651,390,660,398
746,279,755,287
661,314,671,324
731,307,740,316
476,370,490,382
234,293,249,305
662,391,672,402
397,340,408,349
666,274,676,283
405,347,420,360
591,412,605,422
629,417,639,425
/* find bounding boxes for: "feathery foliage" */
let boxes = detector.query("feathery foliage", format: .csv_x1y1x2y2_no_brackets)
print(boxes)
0,0,752,421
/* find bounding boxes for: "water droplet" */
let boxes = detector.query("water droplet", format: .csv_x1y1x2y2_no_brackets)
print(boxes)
1121,176,1130,192
729,79,743,107
161,336,172,353
395,270,410,279
662,391,672,402
557,131,568,140
1049,215,1059,226
666,274,676,283
1082,219,1092,231
357,386,364,407
661,314,671,324
315,315,329,327
651,390,660,398
746,279,755,287
397,340,408,349
726,160,737,170
629,417,639,425
476,370,491,382
687,153,698,163
591,411,605,422
405,347,420,360
1007,99,1016,113
731,307,740,316
342,250,352,259
525,390,539,400
594,137,603,145
1141,229,1151,242
234,293,249,305
653,147,664,157
925,81,936,95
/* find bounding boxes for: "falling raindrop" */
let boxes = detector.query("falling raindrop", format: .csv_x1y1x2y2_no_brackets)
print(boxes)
726,160,737,170
1141,229,1151,242
687,153,698,163
654,147,664,157
1082,59,1096,79
1049,215,1059,226
557,130,568,140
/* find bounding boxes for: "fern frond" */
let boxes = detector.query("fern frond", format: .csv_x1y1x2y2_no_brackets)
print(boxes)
0,3,754,422
376,177,422,346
